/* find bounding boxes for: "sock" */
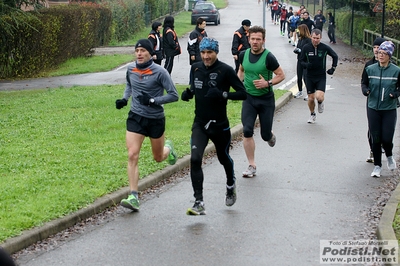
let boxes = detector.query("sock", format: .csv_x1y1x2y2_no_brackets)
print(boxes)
311,112,316,115
227,184,235,189
130,191,138,198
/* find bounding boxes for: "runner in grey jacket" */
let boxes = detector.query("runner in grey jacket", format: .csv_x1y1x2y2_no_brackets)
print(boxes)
115,39,178,212
122,60,178,119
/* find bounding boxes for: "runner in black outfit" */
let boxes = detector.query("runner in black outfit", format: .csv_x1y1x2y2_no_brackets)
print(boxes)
182,37,247,215
300,28,338,123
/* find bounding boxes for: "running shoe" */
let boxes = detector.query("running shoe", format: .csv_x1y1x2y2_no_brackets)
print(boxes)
366,151,374,163
186,201,206,215
387,156,397,171
165,140,177,165
242,165,256,178
307,113,316,124
318,101,325,113
371,166,382,177
120,194,140,211
304,94,308,101
225,184,237,207
294,91,303,98
267,133,276,147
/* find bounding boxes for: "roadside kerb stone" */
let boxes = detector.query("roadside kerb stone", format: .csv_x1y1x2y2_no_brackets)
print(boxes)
0,91,293,254
376,179,400,264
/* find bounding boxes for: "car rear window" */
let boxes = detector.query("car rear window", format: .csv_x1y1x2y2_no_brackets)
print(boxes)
195,4,213,10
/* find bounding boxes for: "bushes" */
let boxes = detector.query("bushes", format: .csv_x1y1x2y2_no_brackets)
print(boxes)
0,0,186,79
0,3,112,79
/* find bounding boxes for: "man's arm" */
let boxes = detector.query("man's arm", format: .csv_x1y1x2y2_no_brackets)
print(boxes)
237,64,244,81
328,46,339,68
271,66,285,86
187,31,197,56
228,67,247,100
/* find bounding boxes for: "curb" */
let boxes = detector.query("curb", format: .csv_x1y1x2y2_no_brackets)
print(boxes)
376,180,400,265
1,91,293,254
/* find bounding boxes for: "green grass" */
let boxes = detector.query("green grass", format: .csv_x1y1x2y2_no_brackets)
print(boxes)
40,0,228,78
393,204,400,241
0,85,286,243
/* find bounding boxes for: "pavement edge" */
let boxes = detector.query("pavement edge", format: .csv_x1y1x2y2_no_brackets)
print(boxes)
376,178,400,264
1,91,293,255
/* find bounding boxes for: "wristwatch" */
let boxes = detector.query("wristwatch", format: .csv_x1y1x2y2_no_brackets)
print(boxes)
222,91,228,99
268,80,273,87
149,98,155,104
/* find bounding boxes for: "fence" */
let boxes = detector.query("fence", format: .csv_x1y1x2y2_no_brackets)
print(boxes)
363,29,399,66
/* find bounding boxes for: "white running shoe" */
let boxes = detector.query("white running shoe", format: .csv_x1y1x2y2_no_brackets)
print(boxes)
307,113,316,124
371,166,382,177
304,94,308,101
294,91,303,98
318,101,325,113
242,165,256,178
387,156,397,170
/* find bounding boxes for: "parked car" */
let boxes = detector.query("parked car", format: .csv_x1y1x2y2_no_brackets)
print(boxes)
191,1,220,25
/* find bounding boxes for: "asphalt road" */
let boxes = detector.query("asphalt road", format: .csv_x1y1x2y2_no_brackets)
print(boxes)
3,0,399,265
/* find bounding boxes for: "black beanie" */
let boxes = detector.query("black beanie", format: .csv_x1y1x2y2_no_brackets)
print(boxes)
135,39,154,55
373,37,386,46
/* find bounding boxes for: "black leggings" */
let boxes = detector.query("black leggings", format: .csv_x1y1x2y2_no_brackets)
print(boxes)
164,56,175,74
190,121,234,201
296,60,306,92
367,107,397,167
280,20,286,33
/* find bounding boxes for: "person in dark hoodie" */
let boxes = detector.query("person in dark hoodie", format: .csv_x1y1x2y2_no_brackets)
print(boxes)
162,15,181,74
181,37,247,215
188,17,207,65
299,11,315,35
148,21,163,65
361,37,386,163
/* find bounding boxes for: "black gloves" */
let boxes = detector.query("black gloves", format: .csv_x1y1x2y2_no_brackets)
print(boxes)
137,92,154,106
115,98,127,109
362,89,370,96
181,88,194,101
205,87,223,98
327,67,335,75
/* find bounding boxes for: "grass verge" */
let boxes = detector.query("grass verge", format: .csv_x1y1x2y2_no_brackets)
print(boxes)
394,203,400,241
40,0,227,78
0,85,287,243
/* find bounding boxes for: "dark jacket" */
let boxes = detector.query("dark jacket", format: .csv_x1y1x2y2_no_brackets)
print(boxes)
148,26,163,61
187,26,207,65
189,59,247,125
300,42,338,76
231,26,250,56
295,37,311,59
163,26,181,57
313,14,326,30
299,18,315,34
